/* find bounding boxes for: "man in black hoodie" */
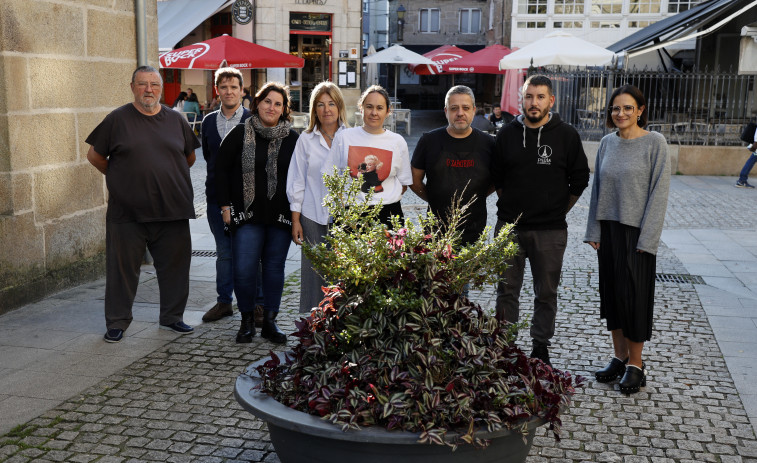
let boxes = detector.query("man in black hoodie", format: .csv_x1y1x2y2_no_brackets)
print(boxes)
491,75,590,366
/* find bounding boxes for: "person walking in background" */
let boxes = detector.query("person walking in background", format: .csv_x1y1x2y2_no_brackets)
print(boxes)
287,82,348,313
491,74,590,367
216,82,299,344
410,85,494,246
585,85,670,395
86,65,199,343
199,67,251,323
735,130,757,188
326,85,412,228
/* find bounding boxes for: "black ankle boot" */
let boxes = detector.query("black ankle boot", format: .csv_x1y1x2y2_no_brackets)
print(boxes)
619,362,646,394
595,357,628,383
236,311,256,343
261,310,287,344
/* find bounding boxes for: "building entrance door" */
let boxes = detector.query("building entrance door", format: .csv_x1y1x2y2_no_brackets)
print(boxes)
289,34,330,113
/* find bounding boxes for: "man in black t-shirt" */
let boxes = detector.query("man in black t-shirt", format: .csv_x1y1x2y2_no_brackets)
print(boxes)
410,85,495,245
86,66,200,344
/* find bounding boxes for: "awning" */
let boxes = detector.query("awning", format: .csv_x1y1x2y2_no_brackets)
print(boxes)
608,0,757,58
158,0,234,51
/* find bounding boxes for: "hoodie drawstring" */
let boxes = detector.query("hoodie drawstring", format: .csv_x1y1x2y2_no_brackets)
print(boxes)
519,113,552,149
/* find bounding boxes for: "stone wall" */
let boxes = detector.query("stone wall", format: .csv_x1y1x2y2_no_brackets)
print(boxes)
0,0,159,314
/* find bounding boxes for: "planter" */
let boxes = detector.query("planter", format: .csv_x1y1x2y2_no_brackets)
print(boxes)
234,354,545,463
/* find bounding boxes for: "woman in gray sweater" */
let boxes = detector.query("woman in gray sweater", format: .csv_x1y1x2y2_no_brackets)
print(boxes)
584,85,670,395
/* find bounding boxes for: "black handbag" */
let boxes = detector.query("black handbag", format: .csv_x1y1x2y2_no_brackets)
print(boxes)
740,121,757,143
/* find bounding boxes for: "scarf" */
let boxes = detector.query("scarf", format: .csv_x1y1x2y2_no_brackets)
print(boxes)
241,113,291,211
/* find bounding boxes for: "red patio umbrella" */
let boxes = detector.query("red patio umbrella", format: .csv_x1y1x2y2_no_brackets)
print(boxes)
409,45,471,75
159,34,304,70
442,44,513,74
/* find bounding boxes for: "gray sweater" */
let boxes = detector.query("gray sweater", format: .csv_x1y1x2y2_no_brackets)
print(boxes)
584,131,670,254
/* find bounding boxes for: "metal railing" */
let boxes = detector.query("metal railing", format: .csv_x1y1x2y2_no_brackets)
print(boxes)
541,68,756,145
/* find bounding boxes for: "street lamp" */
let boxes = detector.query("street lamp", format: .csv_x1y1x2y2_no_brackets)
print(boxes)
397,4,406,42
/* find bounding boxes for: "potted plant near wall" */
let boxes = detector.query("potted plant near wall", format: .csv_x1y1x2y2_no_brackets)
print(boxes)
235,172,582,463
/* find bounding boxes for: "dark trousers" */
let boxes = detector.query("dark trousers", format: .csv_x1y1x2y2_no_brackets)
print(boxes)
105,220,191,331
299,215,328,313
494,222,567,345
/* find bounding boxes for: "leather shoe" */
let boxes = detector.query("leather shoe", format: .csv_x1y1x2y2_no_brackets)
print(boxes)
530,340,551,367
619,363,646,394
159,321,194,334
236,311,255,343
261,310,287,344
202,302,233,322
595,357,628,383
103,329,124,343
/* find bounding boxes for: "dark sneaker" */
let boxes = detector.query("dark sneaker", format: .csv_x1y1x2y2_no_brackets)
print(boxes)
159,321,194,334
735,181,755,189
103,329,124,343
202,302,233,322
530,341,552,367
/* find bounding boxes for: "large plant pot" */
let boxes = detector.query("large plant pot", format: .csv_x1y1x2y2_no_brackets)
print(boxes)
234,355,545,463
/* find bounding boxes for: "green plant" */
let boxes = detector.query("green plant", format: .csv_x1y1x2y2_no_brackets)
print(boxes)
255,170,582,448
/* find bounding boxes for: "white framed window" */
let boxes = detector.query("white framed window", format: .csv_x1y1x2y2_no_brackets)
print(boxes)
517,21,547,28
668,0,704,13
554,0,584,15
518,0,547,15
590,20,621,28
629,0,660,14
591,0,623,14
460,8,481,34
363,0,368,13
419,8,440,33
554,21,583,28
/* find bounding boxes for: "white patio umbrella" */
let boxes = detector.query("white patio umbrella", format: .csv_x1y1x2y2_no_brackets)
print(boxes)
365,45,379,86
499,31,616,70
363,44,435,101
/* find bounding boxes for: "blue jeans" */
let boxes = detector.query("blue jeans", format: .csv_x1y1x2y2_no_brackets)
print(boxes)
207,203,234,304
232,223,291,314
208,203,264,305
739,152,757,183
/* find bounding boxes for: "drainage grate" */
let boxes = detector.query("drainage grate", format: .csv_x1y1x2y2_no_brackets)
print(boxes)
192,250,217,258
655,273,705,284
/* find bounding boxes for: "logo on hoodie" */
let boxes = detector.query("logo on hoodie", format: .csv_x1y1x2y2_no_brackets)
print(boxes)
537,145,552,165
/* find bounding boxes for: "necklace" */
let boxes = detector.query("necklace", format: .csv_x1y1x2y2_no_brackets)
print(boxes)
322,130,335,142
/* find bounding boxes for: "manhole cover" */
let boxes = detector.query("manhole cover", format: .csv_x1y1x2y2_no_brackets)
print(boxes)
655,273,704,284
192,250,217,258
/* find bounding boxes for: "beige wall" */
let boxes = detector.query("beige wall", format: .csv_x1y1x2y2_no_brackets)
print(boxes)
0,0,159,314
583,140,750,176
255,0,363,120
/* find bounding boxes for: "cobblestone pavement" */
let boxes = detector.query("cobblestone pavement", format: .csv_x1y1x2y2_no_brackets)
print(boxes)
3,114,757,461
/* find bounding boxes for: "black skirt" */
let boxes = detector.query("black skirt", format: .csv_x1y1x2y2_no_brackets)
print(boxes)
597,220,656,342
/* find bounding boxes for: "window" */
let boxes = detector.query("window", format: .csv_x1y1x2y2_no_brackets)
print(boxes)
554,21,583,28
517,21,547,28
591,0,622,14
363,0,368,13
590,20,620,28
554,0,584,15
419,8,440,33
460,8,481,34
668,0,704,13
629,0,660,14
518,0,547,15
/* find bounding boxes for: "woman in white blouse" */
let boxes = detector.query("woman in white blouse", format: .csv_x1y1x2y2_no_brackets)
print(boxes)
286,82,348,313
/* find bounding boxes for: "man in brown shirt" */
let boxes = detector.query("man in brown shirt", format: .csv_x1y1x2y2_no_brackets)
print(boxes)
86,65,200,343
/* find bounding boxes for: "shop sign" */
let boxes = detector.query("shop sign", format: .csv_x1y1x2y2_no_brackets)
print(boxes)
232,0,253,25
290,13,331,32
295,0,327,4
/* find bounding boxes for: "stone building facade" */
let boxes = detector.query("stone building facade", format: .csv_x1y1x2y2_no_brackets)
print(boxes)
0,0,159,313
